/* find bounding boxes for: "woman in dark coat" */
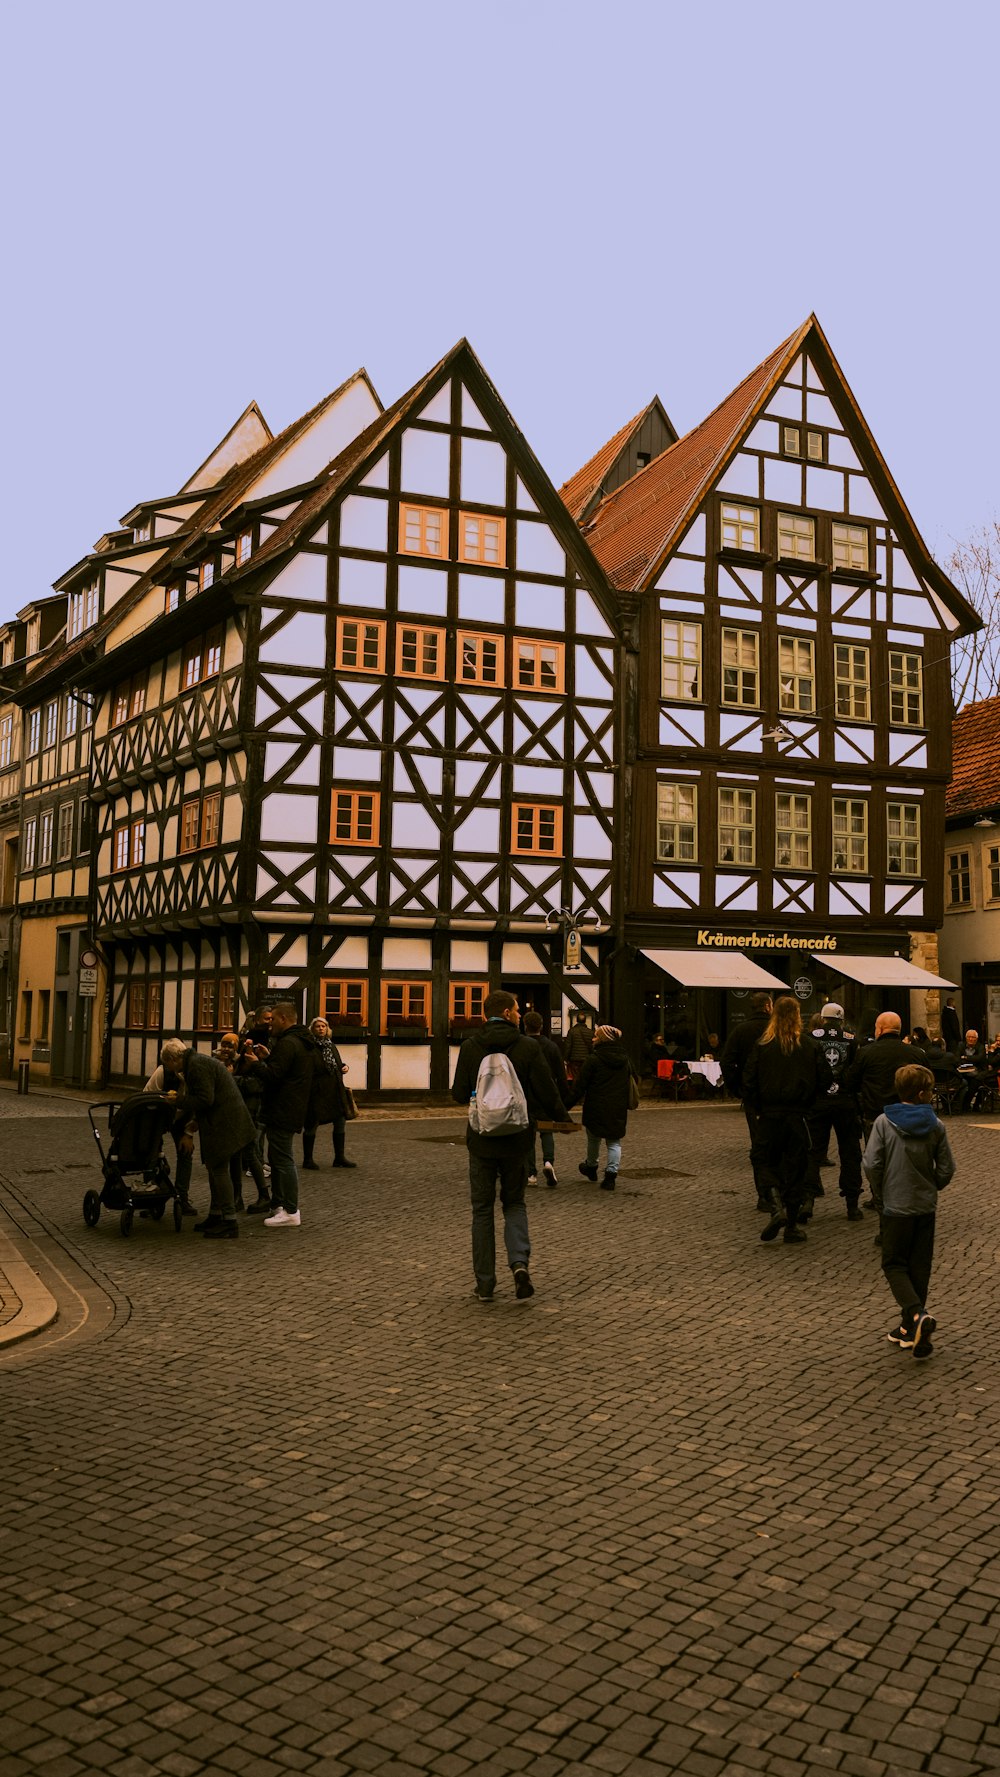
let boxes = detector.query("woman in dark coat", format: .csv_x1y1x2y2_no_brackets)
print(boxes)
743,996,831,1246
303,1017,355,1169
566,1024,634,1192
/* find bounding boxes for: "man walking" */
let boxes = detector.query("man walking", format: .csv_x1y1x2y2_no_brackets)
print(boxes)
805,1003,863,1220
941,996,962,1054
845,1012,912,1141
720,992,776,1212
523,1009,566,1186
452,990,571,1302
158,1039,256,1240
250,1002,317,1227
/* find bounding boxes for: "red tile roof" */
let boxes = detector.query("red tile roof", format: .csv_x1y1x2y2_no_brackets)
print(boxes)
947,696,1000,819
560,405,652,523
582,323,808,590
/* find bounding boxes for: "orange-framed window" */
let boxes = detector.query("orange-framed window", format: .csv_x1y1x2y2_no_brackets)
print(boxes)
331,789,380,846
236,530,253,566
165,586,180,615
183,627,223,690
449,982,487,1024
322,978,369,1028
194,977,235,1031
180,791,221,853
512,803,563,856
195,979,217,1029
458,512,506,567
399,503,448,560
147,980,162,1029
396,624,445,680
335,616,386,674
127,983,146,1029
458,630,504,686
113,819,145,873
198,559,215,591
111,673,147,727
381,980,430,1034
514,637,564,694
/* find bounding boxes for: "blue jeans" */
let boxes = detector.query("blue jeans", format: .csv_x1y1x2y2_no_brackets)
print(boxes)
469,1150,530,1294
266,1126,299,1213
586,1130,622,1174
531,1128,555,1174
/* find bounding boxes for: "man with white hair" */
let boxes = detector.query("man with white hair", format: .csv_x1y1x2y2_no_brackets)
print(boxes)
845,1012,913,1141
145,1040,198,1216
154,1039,256,1239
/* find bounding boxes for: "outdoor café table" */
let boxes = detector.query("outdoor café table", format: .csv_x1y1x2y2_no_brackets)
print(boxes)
688,1059,722,1088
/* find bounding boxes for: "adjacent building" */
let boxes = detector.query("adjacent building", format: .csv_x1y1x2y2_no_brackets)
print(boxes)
939,696,1000,1039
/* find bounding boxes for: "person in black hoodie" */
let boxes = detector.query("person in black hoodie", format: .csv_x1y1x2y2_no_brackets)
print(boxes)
523,1009,566,1187
566,1024,634,1192
721,992,777,1212
452,990,570,1302
743,996,831,1245
249,1002,318,1228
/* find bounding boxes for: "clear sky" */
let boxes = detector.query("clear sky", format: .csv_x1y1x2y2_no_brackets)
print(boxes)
2,0,997,609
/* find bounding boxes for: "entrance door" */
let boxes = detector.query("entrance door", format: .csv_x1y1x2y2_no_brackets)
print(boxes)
503,981,551,1027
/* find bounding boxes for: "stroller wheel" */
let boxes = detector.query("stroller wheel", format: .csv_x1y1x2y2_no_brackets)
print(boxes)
83,1191,101,1227
148,1200,166,1221
120,1206,134,1238
172,1197,183,1233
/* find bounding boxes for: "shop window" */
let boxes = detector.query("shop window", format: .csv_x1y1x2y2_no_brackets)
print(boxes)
381,980,429,1035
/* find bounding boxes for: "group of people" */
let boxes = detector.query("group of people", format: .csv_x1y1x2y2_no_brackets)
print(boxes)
144,1004,356,1240
722,992,957,1358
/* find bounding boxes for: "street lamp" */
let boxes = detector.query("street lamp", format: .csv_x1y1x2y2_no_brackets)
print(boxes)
544,906,596,971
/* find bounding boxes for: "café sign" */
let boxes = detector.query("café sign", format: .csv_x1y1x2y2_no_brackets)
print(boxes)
697,930,838,952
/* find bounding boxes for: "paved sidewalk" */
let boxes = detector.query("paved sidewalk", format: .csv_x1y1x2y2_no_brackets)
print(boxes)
1,1103,999,1777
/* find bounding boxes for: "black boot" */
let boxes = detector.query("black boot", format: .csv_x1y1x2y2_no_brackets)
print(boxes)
333,1132,357,1169
846,1198,864,1221
203,1218,239,1240
302,1130,319,1170
600,1172,617,1191
193,1212,223,1232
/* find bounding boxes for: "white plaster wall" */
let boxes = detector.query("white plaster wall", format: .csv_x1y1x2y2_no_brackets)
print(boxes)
263,554,328,605
460,437,507,506
451,939,489,971
502,942,548,975
398,565,448,615
460,574,506,623
516,522,564,577
336,1044,368,1088
383,936,432,970
327,934,369,968
259,793,317,843
245,380,381,501
260,609,328,666
401,428,451,498
340,495,389,553
380,1046,431,1090
338,557,386,607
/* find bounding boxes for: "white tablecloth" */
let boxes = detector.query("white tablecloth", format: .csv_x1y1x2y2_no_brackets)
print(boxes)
688,1059,722,1087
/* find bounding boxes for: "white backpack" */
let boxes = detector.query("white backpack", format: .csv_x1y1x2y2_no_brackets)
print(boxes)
469,1050,530,1135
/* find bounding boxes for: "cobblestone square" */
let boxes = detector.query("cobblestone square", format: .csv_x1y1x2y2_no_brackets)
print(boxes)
1,1097,998,1776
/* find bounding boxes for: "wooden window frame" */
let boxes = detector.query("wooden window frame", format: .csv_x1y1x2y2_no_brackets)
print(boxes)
165,586,180,615
180,790,222,854
336,615,387,675
27,709,40,756
458,630,504,687
718,786,756,867
511,802,563,857
127,982,147,1030
834,643,871,722
775,792,813,870
236,530,253,567
656,781,697,863
112,673,147,728
888,650,924,727
513,637,565,695
381,979,430,1036
449,982,488,1023
776,511,817,562
331,788,381,847
782,425,826,463
832,798,869,876
721,627,760,708
183,627,224,691
56,801,74,863
947,849,972,908
64,695,79,740
147,980,162,1030
660,619,702,702
38,809,53,868
321,977,369,1030
78,799,92,857
112,819,145,874
985,843,1000,903
832,521,870,573
399,503,449,561
457,511,506,568
720,501,760,552
198,559,215,591
22,817,36,870
778,635,815,714
887,801,921,878
395,623,445,681
44,701,58,749
0,711,12,769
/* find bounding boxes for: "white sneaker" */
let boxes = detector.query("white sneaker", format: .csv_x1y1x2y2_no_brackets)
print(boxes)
264,1207,301,1227
543,1162,558,1188
527,1174,537,1186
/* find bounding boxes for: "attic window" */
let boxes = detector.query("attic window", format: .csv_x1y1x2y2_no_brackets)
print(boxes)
636,451,651,469
237,531,253,566
782,426,825,463
134,521,151,543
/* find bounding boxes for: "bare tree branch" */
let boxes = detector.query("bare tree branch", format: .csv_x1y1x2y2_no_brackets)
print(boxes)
944,521,1000,709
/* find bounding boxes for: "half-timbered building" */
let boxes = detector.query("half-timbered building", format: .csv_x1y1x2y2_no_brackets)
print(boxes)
563,315,978,1049
939,696,1000,1039
78,342,618,1091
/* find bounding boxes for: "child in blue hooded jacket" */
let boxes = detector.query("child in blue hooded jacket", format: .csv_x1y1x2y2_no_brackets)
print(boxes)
862,1063,955,1361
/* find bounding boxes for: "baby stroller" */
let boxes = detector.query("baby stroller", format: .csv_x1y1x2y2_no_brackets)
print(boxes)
84,1093,185,1237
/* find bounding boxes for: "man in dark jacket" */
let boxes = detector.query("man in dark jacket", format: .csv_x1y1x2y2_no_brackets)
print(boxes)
845,1013,913,1139
720,992,775,1211
523,1009,566,1187
162,1039,256,1240
955,1029,991,1111
563,1010,594,1082
249,1002,317,1227
805,1003,863,1220
941,997,962,1053
452,989,570,1302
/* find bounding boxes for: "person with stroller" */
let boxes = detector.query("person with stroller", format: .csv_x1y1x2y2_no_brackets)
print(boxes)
302,1016,355,1170
567,1024,635,1193
157,1039,256,1240
143,1054,198,1217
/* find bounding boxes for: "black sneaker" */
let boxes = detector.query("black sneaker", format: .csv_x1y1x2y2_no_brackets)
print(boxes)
847,1204,865,1222
578,1163,598,1182
887,1323,915,1347
760,1211,787,1242
193,1213,223,1232
600,1172,617,1191
246,1197,272,1215
783,1226,807,1243
471,1286,495,1303
755,1195,773,1213
513,1267,534,1300
912,1311,937,1359
204,1220,239,1240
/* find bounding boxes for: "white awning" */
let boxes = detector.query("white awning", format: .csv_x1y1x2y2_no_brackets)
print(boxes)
642,948,787,991
812,953,958,990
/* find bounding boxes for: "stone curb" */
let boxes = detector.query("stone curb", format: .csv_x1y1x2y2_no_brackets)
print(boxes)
0,1206,59,1349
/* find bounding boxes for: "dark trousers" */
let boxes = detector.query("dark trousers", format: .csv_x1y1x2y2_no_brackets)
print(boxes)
206,1157,237,1219
469,1149,530,1293
806,1104,862,1201
743,1102,779,1203
750,1111,810,1219
880,1213,936,1317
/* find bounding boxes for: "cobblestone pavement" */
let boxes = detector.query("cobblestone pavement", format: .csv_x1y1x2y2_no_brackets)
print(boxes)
1,1098,999,1777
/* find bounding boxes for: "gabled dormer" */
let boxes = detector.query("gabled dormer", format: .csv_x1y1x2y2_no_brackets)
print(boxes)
560,396,677,525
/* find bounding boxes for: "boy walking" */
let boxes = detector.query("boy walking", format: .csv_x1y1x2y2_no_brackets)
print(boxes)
862,1064,955,1360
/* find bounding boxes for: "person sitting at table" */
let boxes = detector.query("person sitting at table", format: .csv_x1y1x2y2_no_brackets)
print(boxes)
956,1029,992,1111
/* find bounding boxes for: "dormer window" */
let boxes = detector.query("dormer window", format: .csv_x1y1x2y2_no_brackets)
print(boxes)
199,560,215,591
26,618,41,655
68,582,100,639
134,521,151,543
237,531,253,566
165,586,180,615
782,426,825,462
636,451,651,469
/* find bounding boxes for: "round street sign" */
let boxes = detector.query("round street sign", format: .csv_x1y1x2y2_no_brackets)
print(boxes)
793,975,813,1000
80,949,99,968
